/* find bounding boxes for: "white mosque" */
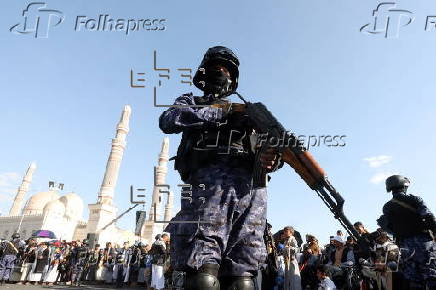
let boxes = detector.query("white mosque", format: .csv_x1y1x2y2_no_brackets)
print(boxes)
0,105,174,246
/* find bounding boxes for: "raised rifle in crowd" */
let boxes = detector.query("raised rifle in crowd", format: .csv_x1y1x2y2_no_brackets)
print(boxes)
262,222,278,290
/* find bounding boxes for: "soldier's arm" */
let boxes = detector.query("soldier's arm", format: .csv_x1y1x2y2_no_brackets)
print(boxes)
159,93,225,134
412,195,436,231
377,212,394,234
408,195,432,216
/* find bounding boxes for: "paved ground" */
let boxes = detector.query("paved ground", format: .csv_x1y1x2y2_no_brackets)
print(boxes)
0,283,149,290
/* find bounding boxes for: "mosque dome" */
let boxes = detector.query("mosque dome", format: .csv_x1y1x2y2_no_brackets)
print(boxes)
23,189,60,215
59,192,83,220
43,199,66,217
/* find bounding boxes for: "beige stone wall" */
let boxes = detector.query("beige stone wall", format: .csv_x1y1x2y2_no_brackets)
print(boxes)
72,221,88,242
0,214,44,240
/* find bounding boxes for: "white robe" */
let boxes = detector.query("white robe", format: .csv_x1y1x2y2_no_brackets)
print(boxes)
151,264,164,289
43,264,58,283
151,239,166,289
283,236,302,290
95,262,105,281
19,263,33,281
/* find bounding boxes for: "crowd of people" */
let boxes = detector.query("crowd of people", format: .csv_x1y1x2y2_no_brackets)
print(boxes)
266,225,402,290
0,232,171,289
0,220,431,289
0,177,434,290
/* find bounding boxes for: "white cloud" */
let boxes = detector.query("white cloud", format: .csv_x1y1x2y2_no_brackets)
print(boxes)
370,171,396,184
363,155,392,168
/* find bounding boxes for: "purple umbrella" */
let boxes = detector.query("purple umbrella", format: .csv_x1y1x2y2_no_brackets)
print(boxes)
31,230,57,239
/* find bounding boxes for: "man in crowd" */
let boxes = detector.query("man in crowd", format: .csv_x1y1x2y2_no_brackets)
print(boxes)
84,243,101,282
336,231,344,244
322,236,335,265
353,221,376,261
20,238,37,285
316,264,336,290
136,243,149,286
113,241,131,287
150,234,169,290
281,226,301,290
325,235,356,287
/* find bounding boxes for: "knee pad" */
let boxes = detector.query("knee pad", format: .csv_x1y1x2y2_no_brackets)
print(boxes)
185,272,220,290
221,276,255,290
184,264,220,290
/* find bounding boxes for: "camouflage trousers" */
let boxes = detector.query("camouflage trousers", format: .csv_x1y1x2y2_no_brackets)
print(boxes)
168,165,267,277
0,255,17,281
400,234,436,288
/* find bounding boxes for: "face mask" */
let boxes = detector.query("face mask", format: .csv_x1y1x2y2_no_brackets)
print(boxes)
202,66,232,97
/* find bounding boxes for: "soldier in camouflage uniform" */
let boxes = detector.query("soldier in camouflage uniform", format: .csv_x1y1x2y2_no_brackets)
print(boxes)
377,175,436,290
70,240,89,286
159,46,282,290
0,233,23,285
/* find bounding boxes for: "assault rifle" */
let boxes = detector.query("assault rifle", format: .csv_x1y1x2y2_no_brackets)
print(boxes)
212,92,359,240
262,221,278,289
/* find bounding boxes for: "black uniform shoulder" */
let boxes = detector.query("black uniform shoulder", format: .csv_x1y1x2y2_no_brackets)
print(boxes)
396,193,428,212
405,194,425,206
384,192,422,212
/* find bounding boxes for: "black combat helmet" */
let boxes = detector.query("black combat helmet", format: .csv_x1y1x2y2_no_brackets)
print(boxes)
193,46,240,96
11,232,20,239
385,175,410,192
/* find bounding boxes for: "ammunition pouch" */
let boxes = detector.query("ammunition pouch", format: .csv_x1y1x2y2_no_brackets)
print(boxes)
174,130,254,182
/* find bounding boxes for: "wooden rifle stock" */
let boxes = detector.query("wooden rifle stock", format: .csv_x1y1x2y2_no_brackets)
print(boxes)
210,102,246,112
281,150,325,190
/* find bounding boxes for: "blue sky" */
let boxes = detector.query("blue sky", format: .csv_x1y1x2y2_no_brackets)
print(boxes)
1,0,435,244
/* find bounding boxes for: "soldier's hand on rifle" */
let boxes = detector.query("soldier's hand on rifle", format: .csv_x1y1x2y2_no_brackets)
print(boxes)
260,148,280,172
212,102,245,118
220,102,233,118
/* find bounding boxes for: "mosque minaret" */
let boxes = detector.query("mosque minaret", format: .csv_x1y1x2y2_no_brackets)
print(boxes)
149,137,169,221
9,162,36,216
98,105,131,205
163,190,173,229
86,105,131,244
0,104,173,245
141,137,173,240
